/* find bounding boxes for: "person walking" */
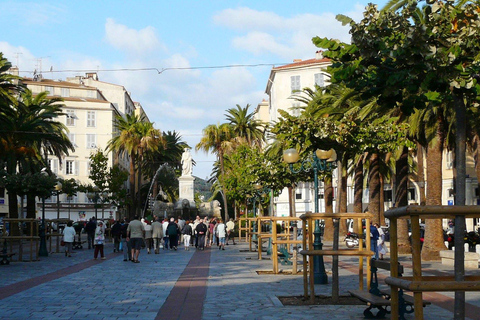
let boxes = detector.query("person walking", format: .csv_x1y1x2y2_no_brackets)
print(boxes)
85,218,96,249
195,219,208,250
111,220,122,253
177,216,185,245
375,223,388,260
127,215,145,263
370,223,379,260
226,218,236,245
216,219,226,250
167,217,180,250
182,220,193,250
62,221,76,257
162,217,169,250
121,219,131,261
209,218,217,247
152,217,163,254
144,220,153,254
94,221,106,260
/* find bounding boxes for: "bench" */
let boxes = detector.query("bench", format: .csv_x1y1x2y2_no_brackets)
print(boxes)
349,259,430,319
278,245,293,266
0,239,15,265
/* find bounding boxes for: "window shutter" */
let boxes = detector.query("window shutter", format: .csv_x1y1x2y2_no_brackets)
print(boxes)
75,161,79,175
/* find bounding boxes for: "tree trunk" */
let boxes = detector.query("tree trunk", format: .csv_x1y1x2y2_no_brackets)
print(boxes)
26,194,36,219
288,186,294,217
219,153,229,222
395,146,411,254
379,172,385,224
368,153,381,224
417,143,427,206
422,129,446,261
323,175,334,241
354,157,364,233
338,153,348,237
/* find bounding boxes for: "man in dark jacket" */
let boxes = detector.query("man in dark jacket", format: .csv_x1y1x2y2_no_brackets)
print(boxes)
166,218,180,250
111,220,122,252
195,220,208,250
85,218,97,249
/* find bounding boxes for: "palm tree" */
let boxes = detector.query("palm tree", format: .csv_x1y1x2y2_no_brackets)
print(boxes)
196,123,233,221
225,104,265,148
1,88,73,218
107,114,164,218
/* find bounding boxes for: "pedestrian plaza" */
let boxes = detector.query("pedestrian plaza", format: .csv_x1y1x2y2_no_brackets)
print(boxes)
0,240,479,319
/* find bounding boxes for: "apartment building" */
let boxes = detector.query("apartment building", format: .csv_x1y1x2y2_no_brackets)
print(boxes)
19,75,122,220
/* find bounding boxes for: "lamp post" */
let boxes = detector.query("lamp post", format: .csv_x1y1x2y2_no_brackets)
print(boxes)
87,186,100,220
248,184,270,243
55,182,62,220
283,148,336,285
38,170,49,257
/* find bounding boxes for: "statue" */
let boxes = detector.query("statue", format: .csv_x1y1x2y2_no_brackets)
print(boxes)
181,148,193,176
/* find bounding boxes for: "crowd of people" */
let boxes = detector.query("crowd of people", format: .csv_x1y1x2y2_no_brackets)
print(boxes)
62,215,237,263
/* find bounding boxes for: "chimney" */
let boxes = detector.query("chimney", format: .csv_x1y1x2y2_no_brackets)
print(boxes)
9,66,19,76
316,50,323,60
86,72,98,80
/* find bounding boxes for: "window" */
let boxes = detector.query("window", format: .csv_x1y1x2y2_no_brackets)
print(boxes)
66,110,75,126
65,160,74,175
408,188,416,201
87,111,96,127
384,190,393,202
291,75,301,93
446,151,453,169
295,190,302,200
45,86,54,95
291,103,301,117
48,159,58,174
314,73,325,87
448,188,455,198
86,134,96,149
67,133,76,147
61,88,70,97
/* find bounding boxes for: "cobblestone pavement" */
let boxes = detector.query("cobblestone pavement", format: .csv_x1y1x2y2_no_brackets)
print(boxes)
0,240,478,319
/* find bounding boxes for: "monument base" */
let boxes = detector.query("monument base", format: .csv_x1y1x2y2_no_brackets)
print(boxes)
178,175,195,203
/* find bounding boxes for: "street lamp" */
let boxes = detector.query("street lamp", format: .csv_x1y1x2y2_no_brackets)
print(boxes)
87,186,100,220
38,170,49,257
55,182,62,220
248,184,269,243
283,148,336,284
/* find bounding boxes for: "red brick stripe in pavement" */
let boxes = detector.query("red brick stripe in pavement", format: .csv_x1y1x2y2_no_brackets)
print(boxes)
0,253,114,300
338,259,480,319
156,248,211,320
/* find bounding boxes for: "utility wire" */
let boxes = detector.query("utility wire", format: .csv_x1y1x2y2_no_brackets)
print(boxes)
20,63,289,75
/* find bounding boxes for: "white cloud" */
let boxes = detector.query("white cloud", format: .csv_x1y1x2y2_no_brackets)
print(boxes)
104,18,165,56
213,7,364,59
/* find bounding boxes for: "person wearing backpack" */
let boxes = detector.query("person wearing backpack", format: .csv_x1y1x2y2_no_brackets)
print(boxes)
181,220,193,250
166,217,180,250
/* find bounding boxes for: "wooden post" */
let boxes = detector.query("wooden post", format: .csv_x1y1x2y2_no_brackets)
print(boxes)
411,215,424,320
390,216,399,320
272,220,278,274
302,216,308,298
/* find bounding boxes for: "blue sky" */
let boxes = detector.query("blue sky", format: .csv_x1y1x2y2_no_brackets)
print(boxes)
1,0,388,179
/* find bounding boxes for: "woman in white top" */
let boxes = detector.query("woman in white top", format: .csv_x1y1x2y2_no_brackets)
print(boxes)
216,219,226,250
63,221,76,257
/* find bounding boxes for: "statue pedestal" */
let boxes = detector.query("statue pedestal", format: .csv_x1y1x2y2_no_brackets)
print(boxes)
179,175,195,203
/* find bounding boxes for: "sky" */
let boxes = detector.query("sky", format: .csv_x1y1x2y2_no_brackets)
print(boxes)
1,0,388,180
